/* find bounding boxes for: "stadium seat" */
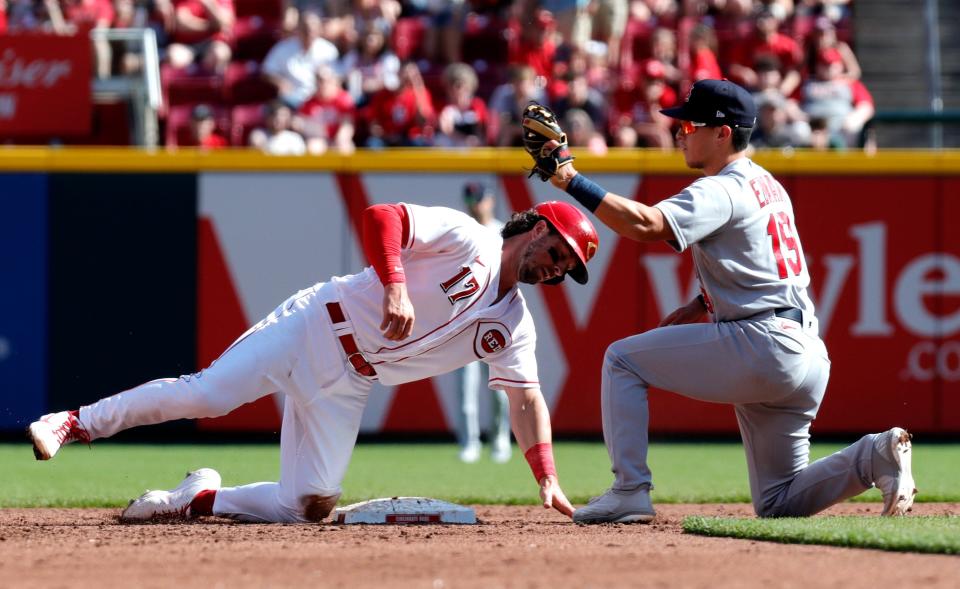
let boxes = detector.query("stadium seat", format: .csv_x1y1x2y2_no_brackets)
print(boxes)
230,103,267,146
162,64,225,107
233,0,283,21
224,61,278,104
233,16,282,62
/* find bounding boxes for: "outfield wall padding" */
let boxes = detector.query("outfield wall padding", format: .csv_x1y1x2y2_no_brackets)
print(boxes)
0,149,957,436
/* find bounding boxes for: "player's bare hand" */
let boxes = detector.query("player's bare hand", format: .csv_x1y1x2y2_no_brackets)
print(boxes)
541,139,579,190
381,282,415,340
539,475,575,518
659,298,708,327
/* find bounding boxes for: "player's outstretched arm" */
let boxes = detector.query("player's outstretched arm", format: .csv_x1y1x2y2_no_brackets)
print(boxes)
541,140,676,243
505,386,575,518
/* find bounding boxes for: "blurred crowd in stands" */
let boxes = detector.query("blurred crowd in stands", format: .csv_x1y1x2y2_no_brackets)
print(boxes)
0,0,874,152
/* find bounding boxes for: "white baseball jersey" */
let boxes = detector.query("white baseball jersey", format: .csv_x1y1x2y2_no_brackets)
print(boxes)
331,204,540,389
654,157,817,324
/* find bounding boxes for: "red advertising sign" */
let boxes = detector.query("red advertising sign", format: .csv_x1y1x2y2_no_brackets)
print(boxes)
194,171,960,435
0,34,91,135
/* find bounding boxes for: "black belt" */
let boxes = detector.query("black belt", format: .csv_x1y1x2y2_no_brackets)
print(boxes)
773,307,802,323
326,302,377,378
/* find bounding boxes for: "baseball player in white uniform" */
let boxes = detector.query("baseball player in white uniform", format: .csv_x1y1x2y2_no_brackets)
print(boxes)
523,79,917,523
28,200,599,523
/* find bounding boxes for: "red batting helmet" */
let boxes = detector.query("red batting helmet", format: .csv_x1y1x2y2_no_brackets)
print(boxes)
534,201,599,285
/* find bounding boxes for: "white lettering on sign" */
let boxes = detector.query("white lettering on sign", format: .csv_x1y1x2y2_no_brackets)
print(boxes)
895,254,960,337
0,49,73,89
639,220,960,340
849,222,894,335
902,340,960,382
0,93,15,119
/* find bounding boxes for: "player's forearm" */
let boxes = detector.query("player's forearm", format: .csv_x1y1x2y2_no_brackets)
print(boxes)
506,387,552,451
554,168,669,242
506,387,558,484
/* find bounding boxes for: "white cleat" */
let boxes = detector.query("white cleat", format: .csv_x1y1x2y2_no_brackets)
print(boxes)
491,439,512,464
28,411,90,460
458,442,481,464
873,427,918,516
572,486,656,524
120,469,222,522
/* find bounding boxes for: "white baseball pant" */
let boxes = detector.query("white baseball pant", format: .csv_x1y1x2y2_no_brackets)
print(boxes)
78,282,372,522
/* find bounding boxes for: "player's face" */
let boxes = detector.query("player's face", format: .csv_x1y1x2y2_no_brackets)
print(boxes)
517,228,580,285
675,120,713,170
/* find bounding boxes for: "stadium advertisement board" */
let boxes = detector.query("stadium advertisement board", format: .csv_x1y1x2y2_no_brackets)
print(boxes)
195,171,959,435
0,151,956,436
0,34,92,135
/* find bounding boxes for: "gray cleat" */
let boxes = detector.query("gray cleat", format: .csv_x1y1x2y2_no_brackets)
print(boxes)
573,486,656,524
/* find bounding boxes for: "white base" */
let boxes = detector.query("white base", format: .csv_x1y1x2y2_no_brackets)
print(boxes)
333,497,476,525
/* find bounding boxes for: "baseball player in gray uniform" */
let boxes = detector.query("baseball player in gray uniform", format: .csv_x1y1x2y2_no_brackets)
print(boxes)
521,79,917,523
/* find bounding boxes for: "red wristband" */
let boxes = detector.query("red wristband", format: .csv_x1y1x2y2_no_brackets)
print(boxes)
524,442,557,483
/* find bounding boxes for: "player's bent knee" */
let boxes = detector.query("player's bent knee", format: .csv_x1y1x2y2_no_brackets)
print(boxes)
602,342,627,370
301,493,341,522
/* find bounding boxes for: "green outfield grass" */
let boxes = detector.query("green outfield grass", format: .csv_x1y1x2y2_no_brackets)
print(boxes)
683,515,960,554
2,441,958,508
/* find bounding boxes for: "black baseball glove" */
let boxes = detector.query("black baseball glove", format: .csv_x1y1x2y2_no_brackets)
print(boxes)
521,103,574,182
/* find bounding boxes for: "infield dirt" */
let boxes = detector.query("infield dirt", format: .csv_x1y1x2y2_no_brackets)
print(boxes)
1,503,957,588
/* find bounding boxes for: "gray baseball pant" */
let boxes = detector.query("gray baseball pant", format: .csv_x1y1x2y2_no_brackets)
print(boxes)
602,313,880,517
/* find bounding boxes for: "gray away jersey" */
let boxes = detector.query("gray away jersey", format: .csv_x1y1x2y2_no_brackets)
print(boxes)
654,157,817,323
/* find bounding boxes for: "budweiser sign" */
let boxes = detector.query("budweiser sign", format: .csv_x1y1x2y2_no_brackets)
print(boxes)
0,34,91,135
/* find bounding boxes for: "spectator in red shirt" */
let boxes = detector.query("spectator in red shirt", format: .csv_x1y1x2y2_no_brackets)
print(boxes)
800,47,874,148
297,65,356,155
804,16,860,81
609,58,675,149
364,61,436,147
188,104,228,149
435,62,488,148
167,0,235,74
688,23,723,82
728,9,802,95
507,9,557,78
648,27,682,89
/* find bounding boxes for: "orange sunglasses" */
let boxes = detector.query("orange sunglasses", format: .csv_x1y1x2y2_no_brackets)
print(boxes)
679,120,708,135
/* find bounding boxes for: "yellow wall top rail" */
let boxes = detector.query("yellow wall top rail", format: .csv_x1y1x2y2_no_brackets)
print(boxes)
2,147,960,175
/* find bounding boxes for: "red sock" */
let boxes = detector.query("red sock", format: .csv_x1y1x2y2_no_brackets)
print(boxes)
190,489,216,516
